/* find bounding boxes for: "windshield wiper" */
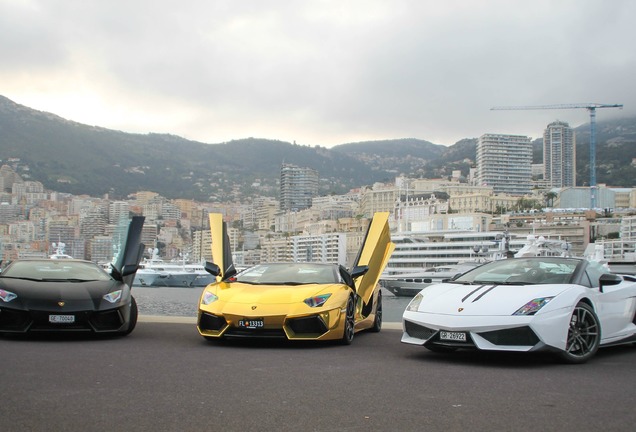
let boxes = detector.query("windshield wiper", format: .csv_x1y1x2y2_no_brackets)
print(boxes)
0,276,44,282
64,279,100,283
474,280,535,286
497,281,535,285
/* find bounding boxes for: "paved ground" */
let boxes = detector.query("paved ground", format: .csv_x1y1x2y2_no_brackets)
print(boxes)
2,320,636,432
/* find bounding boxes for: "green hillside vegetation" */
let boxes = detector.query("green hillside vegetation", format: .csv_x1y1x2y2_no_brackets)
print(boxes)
1,95,634,200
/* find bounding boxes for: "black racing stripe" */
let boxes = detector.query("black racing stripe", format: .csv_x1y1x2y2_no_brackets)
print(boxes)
461,285,486,303
472,285,497,302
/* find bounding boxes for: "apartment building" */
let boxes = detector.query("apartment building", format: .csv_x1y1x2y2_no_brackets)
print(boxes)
544,121,576,188
476,133,532,196
280,164,319,212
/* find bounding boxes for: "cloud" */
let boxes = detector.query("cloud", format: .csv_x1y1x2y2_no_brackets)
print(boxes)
1,0,633,146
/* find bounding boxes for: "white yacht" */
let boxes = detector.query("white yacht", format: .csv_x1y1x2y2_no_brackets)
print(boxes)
381,231,571,296
382,262,482,297
584,239,636,275
49,242,74,259
133,249,206,287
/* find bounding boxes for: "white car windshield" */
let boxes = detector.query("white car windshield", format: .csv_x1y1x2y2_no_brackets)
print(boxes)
235,263,339,285
453,257,580,285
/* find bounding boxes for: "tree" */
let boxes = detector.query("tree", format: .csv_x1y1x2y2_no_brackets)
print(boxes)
544,191,557,208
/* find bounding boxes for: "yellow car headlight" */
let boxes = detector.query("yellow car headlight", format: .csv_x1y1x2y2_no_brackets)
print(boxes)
304,294,331,307
201,291,219,305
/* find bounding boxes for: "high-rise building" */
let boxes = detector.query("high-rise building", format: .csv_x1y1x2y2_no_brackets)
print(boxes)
476,134,532,196
108,201,130,224
543,120,576,188
280,164,319,212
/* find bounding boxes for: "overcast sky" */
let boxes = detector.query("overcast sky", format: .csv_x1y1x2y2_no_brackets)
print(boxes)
1,0,634,147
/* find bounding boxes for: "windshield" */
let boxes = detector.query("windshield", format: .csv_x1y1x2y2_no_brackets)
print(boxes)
234,263,340,285
453,257,580,285
1,260,112,282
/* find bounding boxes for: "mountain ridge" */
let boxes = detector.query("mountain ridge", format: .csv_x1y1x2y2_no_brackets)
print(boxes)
1,95,634,201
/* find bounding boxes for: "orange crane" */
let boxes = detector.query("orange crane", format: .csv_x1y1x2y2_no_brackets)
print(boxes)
491,103,623,208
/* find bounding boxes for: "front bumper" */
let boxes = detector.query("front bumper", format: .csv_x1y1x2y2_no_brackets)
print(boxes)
401,308,571,352
197,306,347,341
0,305,130,333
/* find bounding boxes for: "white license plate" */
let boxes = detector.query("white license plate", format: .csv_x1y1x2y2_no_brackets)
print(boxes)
49,315,75,324
238,318,264,329
439,331,467,341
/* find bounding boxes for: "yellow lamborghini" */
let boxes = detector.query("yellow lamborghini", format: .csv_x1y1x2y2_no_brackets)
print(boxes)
197,212,394,344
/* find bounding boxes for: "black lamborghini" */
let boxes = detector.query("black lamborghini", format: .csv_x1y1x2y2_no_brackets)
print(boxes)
0,216,145,335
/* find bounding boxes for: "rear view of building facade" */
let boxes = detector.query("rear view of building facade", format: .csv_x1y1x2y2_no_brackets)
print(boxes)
476,133,532,196
543,120,576,188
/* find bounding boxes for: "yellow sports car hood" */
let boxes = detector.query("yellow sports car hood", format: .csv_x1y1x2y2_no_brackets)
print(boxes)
212,283,340,305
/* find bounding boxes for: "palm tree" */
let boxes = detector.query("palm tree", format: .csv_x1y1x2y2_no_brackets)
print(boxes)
544,191,557,208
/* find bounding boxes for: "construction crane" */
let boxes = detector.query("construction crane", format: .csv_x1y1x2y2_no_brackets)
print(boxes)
491,103,623,209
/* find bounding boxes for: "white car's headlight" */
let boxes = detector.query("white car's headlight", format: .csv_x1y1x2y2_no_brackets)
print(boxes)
0,289,18,303
304,294,331,307
103,290,123,303
406,293,424,312
513,297,554,316
201,291,218,305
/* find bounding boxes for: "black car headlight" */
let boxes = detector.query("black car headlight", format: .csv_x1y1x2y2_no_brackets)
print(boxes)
0,289,18,303
103,290,123,303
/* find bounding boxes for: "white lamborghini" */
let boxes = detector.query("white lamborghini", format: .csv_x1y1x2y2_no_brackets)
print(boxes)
401,257,636,363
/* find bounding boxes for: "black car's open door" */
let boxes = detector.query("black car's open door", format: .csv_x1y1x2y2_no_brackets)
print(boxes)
209,213,237,281
111,216,145,286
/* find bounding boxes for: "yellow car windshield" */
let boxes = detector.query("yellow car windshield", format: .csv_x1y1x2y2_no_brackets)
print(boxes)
235,263,339,285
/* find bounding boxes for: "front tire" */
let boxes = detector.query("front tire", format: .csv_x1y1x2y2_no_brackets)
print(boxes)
340,296,355,345
122,296,138,336
558,302,600,364
370,291,382,333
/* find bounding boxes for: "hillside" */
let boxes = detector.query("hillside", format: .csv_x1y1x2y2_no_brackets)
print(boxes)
0,96,381,200
1,95,634,200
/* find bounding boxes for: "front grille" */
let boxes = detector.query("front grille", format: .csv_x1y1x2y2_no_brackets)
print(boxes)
199,313,227,331
0,308,31,332
90,309,124,331
404,320,436,340
224,327,287,338
287,316,328,336
478,326,540,346
29,310,92,331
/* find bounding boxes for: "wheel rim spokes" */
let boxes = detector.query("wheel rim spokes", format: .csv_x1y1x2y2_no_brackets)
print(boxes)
345,300,355,340
565,306,599,356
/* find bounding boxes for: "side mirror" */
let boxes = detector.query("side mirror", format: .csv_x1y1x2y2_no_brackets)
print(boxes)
599,273,622,292
351,265,369,279
205,262,221,276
